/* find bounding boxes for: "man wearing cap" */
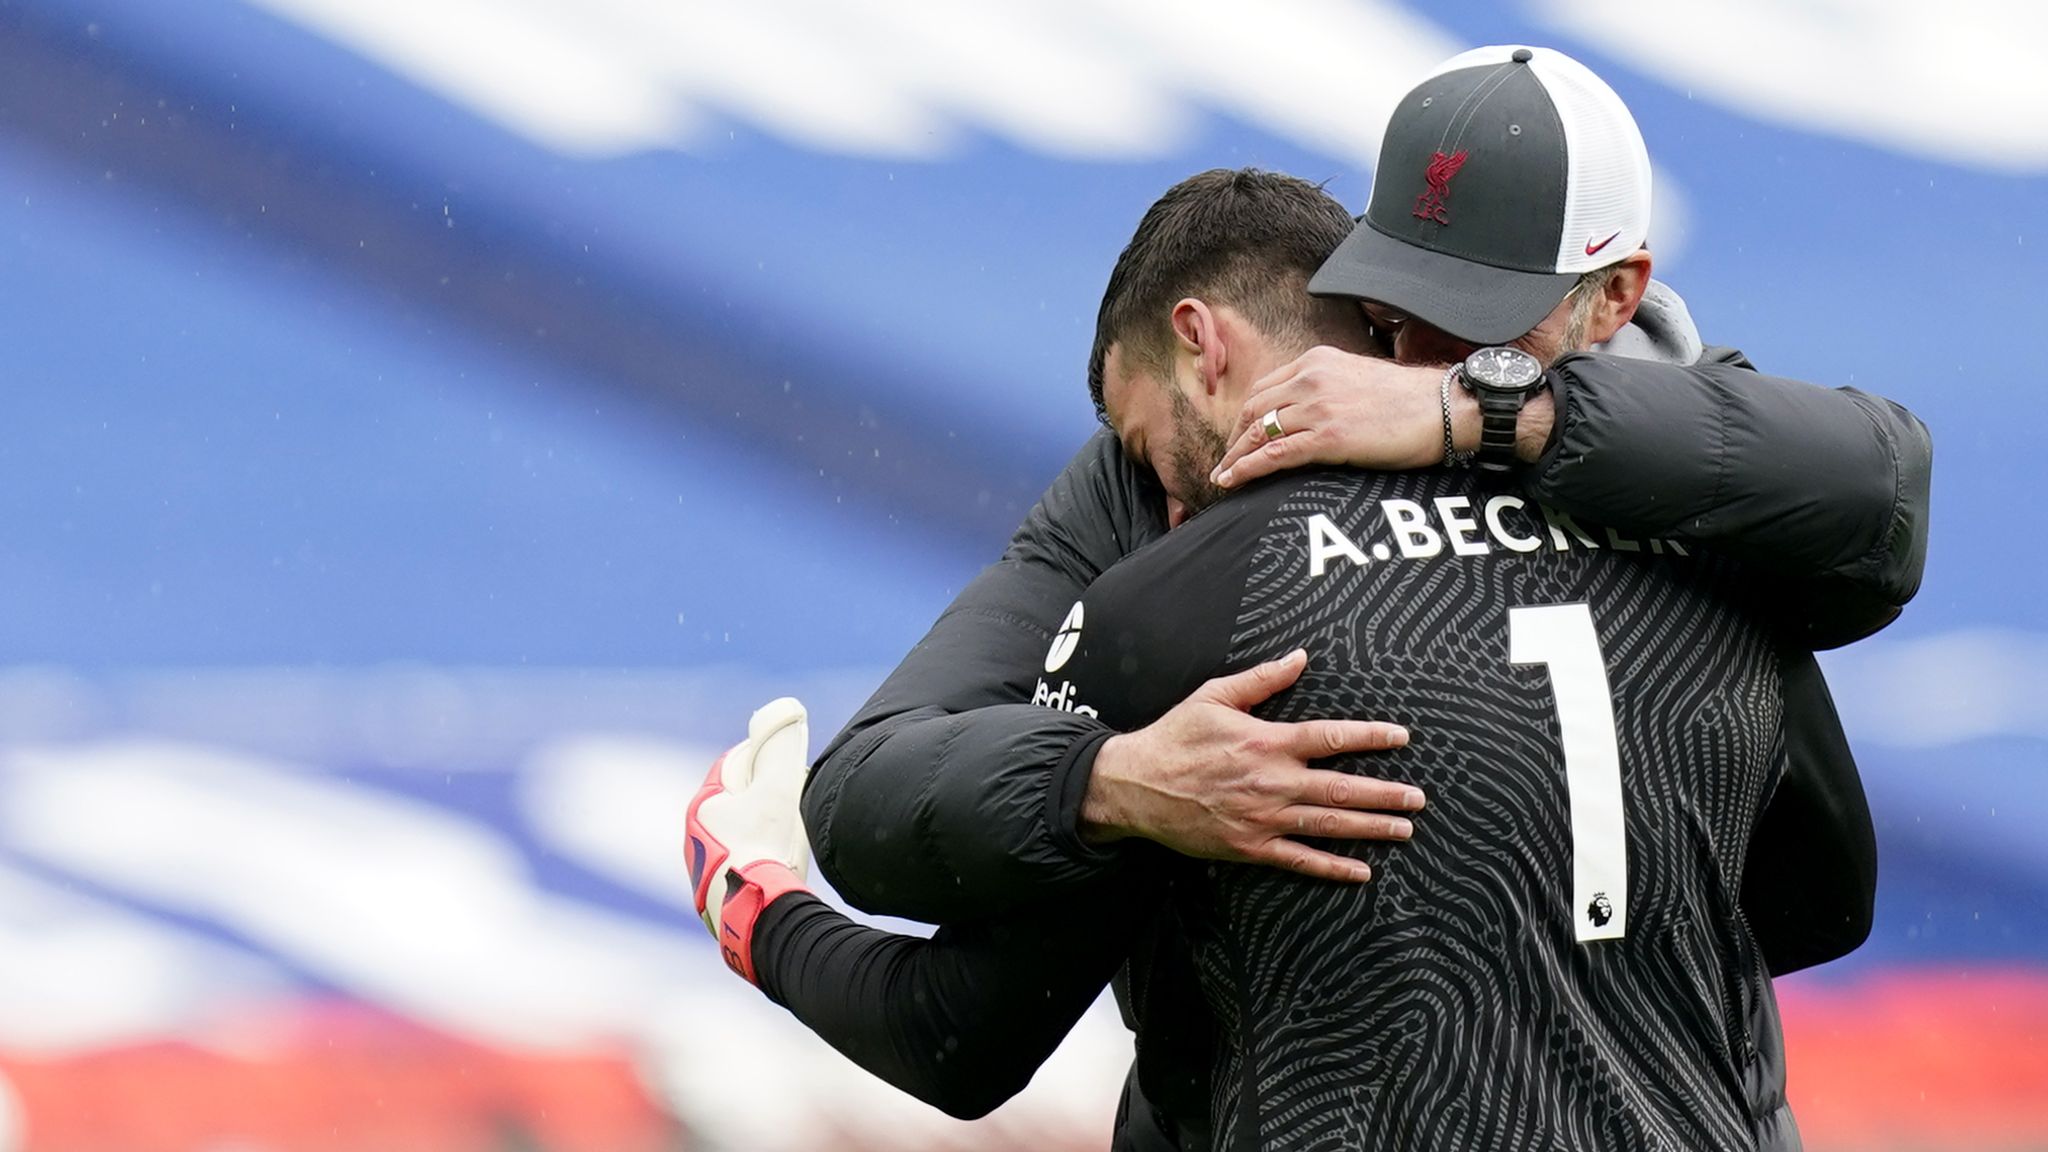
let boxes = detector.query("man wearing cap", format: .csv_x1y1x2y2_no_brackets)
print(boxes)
1209,46,1917,606
1320,45,1654,356
770,43,1924,1152
690,163,1859,1150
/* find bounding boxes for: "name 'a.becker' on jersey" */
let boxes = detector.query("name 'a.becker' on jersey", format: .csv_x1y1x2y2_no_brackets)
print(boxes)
1045,467,1787,1152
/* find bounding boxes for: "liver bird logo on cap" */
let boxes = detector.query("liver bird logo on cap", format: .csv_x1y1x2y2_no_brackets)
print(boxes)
1411,149,1469,225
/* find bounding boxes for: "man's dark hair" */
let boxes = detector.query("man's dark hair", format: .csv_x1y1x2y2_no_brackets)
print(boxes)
1087,168,1356,423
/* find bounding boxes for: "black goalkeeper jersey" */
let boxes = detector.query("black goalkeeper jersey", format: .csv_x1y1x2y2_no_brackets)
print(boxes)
780,344,1930,1149
1044,466,1786,1151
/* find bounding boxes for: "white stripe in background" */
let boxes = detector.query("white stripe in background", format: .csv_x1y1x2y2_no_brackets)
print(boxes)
652,0,1189,159
518,734,724,910
1527,0,2048,172
574,0,956,157
235,0,1460,163
0,865,291,1052
0,739,718,1049
0,738,1136,1151
1078,0,1460,169
228,0,1712,260
519,733,941,939
241,0,693,156
0,665,884,769
1821,630,2048,748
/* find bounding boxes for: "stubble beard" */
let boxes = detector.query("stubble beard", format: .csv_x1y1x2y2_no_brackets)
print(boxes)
1554,282,1606,361
1167,385,1230,519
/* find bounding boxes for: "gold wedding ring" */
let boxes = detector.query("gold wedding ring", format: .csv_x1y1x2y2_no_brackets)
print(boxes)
1261,408,1286,440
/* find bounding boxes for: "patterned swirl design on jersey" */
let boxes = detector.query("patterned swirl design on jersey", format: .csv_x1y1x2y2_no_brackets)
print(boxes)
1181,470,1784,1152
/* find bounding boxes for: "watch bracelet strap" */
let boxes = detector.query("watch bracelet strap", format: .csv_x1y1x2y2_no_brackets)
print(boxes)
1476,394,1520,471
1439,365,1474,469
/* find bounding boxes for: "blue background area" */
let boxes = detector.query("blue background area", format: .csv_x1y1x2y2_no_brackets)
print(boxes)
0,0,2042,987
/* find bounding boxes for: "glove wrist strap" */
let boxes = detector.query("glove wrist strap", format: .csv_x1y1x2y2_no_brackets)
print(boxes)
719,860,808,986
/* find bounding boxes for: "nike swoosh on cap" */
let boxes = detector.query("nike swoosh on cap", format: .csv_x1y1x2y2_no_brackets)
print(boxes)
1584,231,1622,257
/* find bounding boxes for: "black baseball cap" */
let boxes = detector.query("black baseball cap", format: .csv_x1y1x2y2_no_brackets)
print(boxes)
1309,45,1653,345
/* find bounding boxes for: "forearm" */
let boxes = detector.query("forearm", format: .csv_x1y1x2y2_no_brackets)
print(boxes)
1222,340,1927,646
806,432,1166,920
753,885,1136,1120
1498,352,1929,647
807,705,1120,922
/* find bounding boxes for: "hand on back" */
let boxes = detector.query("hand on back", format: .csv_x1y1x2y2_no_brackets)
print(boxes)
1082,650,1426,883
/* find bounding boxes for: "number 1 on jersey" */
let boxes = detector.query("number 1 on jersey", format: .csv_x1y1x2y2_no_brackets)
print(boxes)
1510,603,1628,942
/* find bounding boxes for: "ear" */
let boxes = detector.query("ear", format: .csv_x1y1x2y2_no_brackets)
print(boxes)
1170,298,1226,395
1587,251,1654,345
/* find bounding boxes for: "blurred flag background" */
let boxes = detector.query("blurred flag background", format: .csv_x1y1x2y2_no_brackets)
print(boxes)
0,1,2043,1149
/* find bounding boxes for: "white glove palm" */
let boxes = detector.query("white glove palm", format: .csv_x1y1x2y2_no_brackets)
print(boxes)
686,697,814,982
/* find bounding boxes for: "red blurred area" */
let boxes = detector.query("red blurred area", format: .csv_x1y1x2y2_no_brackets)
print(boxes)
1,971,2043,1152
1781,967,2048,1151
0,1006,675,1152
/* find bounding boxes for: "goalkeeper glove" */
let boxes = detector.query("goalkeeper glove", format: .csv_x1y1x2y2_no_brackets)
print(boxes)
686,696,813,985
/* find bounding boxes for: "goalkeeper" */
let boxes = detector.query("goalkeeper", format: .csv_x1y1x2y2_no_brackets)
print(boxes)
776,51,1926,1149
685,158,1919,1145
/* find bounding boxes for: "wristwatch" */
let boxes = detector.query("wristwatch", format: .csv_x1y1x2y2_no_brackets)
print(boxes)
1457,346,1547,473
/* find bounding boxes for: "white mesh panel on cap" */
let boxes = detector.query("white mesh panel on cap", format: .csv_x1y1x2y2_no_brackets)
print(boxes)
1421,43,1521,79
1529,48,1652,273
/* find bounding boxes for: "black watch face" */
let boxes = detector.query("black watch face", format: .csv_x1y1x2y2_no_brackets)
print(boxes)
1464,347,1545,391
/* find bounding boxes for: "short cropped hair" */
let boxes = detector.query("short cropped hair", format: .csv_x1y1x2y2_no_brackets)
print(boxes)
1087,168,1356,423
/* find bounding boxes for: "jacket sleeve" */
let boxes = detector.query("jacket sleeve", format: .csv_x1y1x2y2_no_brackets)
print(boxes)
752,875,1145,1120
803,430,1167,922
1742,649,1879,975
1534,349,1932,650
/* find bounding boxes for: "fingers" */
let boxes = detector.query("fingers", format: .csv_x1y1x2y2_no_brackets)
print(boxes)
1278,805,1415,842
1232,354,1312,441
1284,719,1411,759
743,697,811,794
1218,382,1314,478
1239,784,1429,885
1213,417,1275,485
749,696,807,744
1218,346,1341,473
709,737,754,790
1215,390,1350,488
1292,767,1425,812
1198,649,1308,710
1215,429,1320,489
752,718,812,796
1252,839,1374,884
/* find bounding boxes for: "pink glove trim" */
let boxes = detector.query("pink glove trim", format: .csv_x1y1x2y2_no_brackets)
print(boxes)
719,860,807,986
685,750,731,920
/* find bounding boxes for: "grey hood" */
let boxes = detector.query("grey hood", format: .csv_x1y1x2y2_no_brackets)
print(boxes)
1594,277,1705,367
